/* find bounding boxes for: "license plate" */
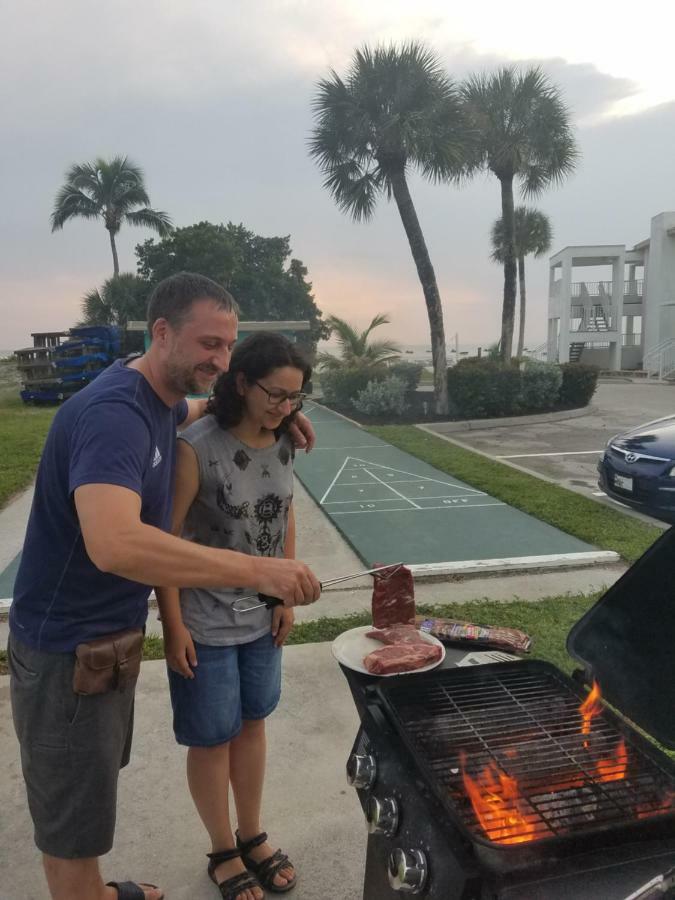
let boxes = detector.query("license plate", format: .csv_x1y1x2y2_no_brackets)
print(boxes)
614,474,633,492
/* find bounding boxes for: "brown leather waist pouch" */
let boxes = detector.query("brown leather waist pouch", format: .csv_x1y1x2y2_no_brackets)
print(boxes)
72,628,144,695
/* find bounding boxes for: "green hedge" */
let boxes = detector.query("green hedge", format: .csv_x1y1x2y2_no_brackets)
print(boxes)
447,358,523,417
447,358,597,418
559,363,600,407
386,361,423,395
320,361,422,409
318,367,376,406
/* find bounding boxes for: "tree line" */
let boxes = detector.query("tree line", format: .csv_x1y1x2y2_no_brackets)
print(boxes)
50,42,576,415
310,42,577,414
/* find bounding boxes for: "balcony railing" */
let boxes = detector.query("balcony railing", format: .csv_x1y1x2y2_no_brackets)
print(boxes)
569,280,643,298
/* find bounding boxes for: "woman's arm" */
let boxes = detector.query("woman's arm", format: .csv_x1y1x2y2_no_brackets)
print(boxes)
156,439,201,677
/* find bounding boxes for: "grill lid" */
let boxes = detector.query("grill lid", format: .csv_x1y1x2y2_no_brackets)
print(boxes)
567,527,675,749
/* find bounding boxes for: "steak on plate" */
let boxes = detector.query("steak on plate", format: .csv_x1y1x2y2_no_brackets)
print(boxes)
363,641,442,675
365,624,429,645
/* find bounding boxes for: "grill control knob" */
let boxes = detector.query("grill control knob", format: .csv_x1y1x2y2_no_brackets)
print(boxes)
365,795,399,836
388,848,428,894
346,753,376,790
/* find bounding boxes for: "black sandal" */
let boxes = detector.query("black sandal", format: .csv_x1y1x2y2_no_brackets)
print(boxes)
207,847,263,900
236,830,297,893
106,883,163,900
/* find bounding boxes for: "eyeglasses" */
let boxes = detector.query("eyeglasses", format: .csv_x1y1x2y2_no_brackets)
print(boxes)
254,381,307,408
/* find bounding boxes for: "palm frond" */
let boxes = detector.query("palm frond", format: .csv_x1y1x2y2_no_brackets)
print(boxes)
51,188,101,231
124,208,173,236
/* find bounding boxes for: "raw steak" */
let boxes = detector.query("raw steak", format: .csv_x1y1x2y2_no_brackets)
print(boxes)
365,624,428,645
371,564,415,628
364,641,442,675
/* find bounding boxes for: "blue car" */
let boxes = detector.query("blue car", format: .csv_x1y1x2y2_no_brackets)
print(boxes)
598,414,675,523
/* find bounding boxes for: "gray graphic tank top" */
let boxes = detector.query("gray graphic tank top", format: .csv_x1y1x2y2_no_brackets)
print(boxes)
177,415,294,645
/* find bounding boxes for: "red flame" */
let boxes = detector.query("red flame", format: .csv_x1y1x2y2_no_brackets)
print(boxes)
595,738,628,782
579,680,603,748
460,753,549,845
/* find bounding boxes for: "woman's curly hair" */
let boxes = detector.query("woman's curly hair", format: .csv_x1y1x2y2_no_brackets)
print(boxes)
206,331,312,431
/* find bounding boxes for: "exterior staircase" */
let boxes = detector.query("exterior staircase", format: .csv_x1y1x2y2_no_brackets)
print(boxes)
569,342,585,362
644,338,675,381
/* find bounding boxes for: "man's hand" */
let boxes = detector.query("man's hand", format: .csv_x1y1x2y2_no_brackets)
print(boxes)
288,411,316,453
272,606,295,647
164,622,198,678
255,557,321,607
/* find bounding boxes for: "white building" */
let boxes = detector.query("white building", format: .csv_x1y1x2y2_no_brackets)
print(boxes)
547,211,675,376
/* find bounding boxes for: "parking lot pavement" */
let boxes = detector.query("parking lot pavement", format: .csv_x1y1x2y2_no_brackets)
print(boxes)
426,380,675,527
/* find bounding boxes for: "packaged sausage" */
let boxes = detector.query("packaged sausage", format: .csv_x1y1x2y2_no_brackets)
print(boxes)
415,615,531,654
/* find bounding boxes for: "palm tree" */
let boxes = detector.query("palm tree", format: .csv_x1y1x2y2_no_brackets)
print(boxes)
310,42,467,415
461,67,577,361
491,207,552,357
51,155,173,275
317,313,400,370
80,273,149,328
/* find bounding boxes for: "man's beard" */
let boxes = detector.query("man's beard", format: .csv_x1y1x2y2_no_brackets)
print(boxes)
166,356,218,396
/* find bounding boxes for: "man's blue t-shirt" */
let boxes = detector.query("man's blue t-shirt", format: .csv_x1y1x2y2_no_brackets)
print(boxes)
10,360,188,652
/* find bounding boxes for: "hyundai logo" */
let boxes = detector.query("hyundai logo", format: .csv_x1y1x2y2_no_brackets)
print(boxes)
625,452,638,464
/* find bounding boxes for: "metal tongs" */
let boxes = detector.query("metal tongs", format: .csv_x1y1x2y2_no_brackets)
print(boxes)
231,562,403,613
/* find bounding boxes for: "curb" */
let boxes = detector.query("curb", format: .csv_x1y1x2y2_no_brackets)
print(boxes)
423,405,594,434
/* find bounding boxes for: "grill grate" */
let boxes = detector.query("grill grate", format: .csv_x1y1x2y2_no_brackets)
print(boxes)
379,665,675,846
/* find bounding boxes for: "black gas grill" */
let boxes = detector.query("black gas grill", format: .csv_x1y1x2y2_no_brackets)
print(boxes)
342,528,675,899
382,664,674,851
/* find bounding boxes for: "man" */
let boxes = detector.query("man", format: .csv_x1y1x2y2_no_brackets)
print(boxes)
8,272,321,900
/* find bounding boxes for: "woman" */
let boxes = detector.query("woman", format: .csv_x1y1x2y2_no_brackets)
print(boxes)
157,332,311,900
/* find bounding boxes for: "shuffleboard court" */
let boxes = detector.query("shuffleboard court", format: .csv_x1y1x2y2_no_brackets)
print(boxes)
294,403,618,574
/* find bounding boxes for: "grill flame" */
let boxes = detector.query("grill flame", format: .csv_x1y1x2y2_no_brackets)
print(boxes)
460,752,548,845
460,681,634,845
579,680,603,748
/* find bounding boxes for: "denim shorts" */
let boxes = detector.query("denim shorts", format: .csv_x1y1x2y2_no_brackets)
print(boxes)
167,631,282,747
8,634,135,858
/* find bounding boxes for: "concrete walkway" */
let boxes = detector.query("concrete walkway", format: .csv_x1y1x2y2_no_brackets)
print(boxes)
0,645,365,900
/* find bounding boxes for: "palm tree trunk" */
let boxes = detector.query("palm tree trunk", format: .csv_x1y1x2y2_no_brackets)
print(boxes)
389,170,449,416
517,255,526,358
499,176,517,362
108,229,120,276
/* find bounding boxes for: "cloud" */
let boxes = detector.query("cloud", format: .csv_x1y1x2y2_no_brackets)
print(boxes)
1,1,673,353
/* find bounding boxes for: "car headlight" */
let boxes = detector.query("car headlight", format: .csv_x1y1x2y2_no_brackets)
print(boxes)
669,466,675,477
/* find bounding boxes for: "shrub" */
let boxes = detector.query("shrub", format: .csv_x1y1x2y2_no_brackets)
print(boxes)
385,361,424,395
519,359,562,411
559,363,599,407
354,375,408,417
318,367,378,406
447,358,522,418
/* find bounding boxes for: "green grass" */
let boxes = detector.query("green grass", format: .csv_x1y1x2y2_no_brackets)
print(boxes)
0,400,56,509
0,360,56,508
369,425,663,563
132,593,598,671
0,594,596,674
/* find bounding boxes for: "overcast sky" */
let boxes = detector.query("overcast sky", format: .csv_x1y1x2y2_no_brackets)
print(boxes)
2,0,675,352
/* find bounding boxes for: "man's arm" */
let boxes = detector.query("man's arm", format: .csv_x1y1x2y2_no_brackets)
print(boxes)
285,503,296,559
179,398,208,430
180,398,316,451
74,483,320,605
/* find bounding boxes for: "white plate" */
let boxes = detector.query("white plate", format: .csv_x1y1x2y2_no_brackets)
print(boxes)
331,625,445,676
614,474,633,492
